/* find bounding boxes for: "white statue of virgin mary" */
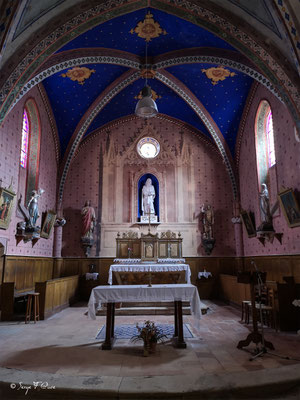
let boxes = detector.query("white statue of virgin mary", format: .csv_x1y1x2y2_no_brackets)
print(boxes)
141,178,156,216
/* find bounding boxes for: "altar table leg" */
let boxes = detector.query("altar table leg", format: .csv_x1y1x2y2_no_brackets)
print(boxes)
102,302,115,350
174,300,178,337
174,300,186,348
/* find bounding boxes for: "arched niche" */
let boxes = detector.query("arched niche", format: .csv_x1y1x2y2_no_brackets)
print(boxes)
138,173,159,221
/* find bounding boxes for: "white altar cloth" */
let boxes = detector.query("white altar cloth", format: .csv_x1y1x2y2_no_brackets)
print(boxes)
88,284,201,328
108,264,191,285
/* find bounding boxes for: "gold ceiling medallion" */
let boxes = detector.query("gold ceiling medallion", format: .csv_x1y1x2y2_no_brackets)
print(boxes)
61,66,95,85
134,89,161,102
130,12,167,42
140,68,156,79
202,66,236,85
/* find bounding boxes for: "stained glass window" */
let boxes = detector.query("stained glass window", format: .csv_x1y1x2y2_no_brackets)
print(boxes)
20,109,29,168
266,109,276,167
255,100,276,187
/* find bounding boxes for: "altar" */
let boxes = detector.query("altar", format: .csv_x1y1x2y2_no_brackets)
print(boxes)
88,284,201,349
112,231,190,286
99,231,206,316
108,260,191,285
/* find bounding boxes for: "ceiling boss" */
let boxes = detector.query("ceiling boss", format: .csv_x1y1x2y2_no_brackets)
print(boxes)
202,66,236,85
61,66,95,85
130,11,167,42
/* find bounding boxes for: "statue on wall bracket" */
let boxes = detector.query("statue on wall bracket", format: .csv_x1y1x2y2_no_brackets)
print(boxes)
256,183,282,246
200,204,215,255
81,200,96,257
16,188,44,245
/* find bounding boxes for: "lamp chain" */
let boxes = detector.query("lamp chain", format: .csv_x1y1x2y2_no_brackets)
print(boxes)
145,38,148,87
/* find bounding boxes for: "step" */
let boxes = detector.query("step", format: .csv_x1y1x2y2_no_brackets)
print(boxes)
121,301,190,308
96,306,192,316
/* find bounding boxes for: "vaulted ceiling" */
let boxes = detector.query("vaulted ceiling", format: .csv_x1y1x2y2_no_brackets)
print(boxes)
0,0,299,201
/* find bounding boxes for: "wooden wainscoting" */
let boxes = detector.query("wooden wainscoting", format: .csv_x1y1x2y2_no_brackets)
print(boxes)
36,275,79,319
3,256,53,294
0,256,54,311
243,255,300,283
60,258,114,285
219,274,251,306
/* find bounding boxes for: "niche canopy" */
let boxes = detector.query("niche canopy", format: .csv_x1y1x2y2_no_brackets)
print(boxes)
137,137,160,159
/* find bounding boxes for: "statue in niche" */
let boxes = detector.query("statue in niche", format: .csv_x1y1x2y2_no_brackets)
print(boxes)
81,200,96,257
142,178,156,216
257,183,274,232
27,188,44,228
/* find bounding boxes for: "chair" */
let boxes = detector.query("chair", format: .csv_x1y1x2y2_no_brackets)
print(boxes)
255,288,277,331
25,293,40,323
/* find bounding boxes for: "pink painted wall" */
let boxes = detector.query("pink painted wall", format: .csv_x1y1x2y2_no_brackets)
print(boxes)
62,117,236,257
0,86,58,256
239,84,300,256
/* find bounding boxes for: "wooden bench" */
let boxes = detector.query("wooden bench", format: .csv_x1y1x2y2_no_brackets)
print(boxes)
35,275,79,319
1,282,35,321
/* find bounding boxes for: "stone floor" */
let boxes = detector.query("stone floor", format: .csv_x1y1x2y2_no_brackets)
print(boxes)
0,300,300,399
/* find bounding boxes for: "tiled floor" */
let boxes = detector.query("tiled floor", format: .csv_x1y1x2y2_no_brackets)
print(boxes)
1,301,300,400
0,300,299,379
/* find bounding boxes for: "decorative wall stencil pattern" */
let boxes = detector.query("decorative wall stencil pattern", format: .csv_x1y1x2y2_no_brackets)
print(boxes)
201,66,236,85
61,66,96,85
130,11,167,42
0,86,57,256
239,84,300,256
62,117,235,257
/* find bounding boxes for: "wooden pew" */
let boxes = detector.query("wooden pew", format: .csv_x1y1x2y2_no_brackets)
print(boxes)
1,283,35,321
35,275,79,320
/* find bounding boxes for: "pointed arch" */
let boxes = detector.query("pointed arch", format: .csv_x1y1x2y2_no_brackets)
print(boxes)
22,98,41,204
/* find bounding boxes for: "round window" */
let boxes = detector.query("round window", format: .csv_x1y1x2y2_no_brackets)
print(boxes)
137,137,160,159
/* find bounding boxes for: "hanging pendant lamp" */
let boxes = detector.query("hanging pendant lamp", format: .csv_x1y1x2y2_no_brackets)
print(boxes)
135,85,158,118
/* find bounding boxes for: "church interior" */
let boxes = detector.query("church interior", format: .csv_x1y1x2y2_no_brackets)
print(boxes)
0,0,300,399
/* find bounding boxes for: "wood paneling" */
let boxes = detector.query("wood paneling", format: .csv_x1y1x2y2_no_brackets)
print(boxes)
2,256,53,293
219,274,251,306
61,258,114,285
36,275,79,319
243,255,300,284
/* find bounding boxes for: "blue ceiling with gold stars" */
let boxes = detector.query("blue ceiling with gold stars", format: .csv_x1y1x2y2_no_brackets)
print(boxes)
42,7,254,157
57,9,237,56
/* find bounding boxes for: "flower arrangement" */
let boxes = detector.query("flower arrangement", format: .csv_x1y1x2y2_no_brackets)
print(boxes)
131,320,167,356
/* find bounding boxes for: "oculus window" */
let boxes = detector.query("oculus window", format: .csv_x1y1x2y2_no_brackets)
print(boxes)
137,137,160,159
